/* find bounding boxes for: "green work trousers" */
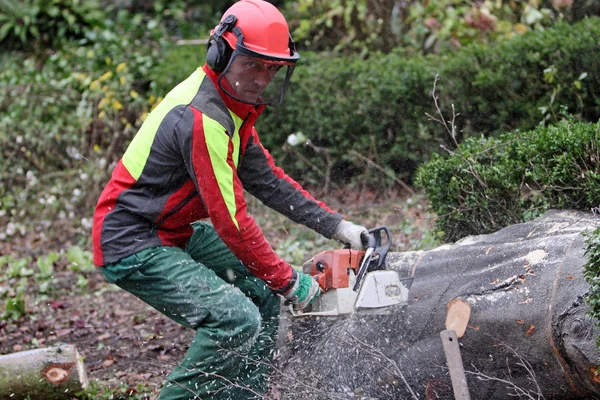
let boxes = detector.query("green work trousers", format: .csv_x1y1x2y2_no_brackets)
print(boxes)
100,221,281,400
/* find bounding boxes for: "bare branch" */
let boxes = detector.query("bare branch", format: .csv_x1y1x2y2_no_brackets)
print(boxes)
426,74,460,148
464,335,545,400
345,332,419,400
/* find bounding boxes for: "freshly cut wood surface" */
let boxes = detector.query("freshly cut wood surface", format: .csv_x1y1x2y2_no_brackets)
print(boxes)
445,298,471,338
0,344,88,400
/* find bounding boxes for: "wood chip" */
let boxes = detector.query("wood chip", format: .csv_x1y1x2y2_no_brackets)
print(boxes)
526,324,536,335
97,333,111,341
102,359,115,368
56,328,72,337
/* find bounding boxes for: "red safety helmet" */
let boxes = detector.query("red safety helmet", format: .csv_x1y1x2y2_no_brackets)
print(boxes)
207,0,300,106
216,0,299,63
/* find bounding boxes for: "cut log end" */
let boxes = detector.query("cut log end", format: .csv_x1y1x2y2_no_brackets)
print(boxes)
0,344,89,399
42,362,75,385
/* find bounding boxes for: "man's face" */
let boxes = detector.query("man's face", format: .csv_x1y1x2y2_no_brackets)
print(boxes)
224,55,281,103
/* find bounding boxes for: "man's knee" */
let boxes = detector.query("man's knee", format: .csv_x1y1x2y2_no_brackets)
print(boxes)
223,298,262,349
193,289,262,350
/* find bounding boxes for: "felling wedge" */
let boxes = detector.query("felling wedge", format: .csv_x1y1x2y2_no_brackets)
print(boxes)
291,226,413,317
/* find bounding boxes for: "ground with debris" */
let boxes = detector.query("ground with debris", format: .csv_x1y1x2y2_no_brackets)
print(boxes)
0,191,434,398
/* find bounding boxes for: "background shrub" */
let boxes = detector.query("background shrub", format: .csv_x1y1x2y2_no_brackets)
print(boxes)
257,17,600,189
0,0,105,50
3,16,599,229
150,44,205,96
116,17,600,191
285,0,600,55
0,10,163,227
584,227,600,350
415,119,600,242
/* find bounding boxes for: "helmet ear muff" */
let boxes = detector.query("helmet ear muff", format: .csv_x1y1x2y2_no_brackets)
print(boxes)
206,37,232,72
207,14,237,73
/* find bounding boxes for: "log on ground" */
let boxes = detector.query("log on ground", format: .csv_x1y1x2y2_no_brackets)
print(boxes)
275,210,600,399
0,344,88,400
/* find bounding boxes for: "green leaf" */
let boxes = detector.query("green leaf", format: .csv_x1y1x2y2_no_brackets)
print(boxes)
0,0,21,16
66,246,94,272
76,274,89,289
3,295,26,320
36,252,58,278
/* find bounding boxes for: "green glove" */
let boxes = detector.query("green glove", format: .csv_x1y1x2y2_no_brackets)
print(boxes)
283,271,321,311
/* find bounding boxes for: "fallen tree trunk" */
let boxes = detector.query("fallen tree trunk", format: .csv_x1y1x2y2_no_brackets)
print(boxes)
275,210,600,399
0,344,89,399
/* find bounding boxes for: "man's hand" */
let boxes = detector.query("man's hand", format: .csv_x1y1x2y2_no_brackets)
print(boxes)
333,220,369,250
283,271,321,311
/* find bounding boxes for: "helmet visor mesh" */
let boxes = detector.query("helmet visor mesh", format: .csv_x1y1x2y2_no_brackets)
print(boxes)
218,52,295,107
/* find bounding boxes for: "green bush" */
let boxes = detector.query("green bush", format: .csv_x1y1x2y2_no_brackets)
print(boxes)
2,14,600,236
284,0,597,56
150,44,205,96
415,119,600,241
584,226,600,351
0,0,105,50
256,17,600,188
0,10,163,227
134,18,600,190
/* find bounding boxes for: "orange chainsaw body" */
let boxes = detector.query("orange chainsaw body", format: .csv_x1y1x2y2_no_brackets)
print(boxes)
310,249,365,291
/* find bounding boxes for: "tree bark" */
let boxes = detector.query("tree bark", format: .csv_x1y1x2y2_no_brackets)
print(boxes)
0,344,88,400
275,210,600,399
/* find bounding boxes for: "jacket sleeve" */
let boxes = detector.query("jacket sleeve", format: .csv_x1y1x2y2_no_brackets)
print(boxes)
178,108,294,292
238,129,343,238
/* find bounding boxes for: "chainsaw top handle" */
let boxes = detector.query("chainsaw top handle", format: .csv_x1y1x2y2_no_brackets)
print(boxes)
365,226,391,270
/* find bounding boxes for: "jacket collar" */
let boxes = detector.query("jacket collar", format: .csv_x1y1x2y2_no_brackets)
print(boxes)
202,64,266,125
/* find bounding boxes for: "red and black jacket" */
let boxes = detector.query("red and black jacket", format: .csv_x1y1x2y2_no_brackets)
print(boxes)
92,64,342,291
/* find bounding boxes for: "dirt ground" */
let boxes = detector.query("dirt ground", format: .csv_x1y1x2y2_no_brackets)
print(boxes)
0,257,190,398
0,191,435,398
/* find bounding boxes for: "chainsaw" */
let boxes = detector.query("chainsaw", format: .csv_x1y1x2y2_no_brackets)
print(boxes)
291,226,413,317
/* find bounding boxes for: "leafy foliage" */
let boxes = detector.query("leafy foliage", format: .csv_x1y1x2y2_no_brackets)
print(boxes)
3,16,598,236
76,380,154,400
286,0,397,55
0,247,96,320
0,10,164,229
285,0,598,55
415,119,600,241
257,17,600,189
396,0,577,53
0,0,105,50
150,44,205,97
583,226,600,350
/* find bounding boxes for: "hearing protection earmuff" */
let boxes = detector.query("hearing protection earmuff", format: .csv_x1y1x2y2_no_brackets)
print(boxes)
206,15,238,72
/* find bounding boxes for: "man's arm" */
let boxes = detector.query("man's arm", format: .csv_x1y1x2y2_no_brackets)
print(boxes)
238,129,343,237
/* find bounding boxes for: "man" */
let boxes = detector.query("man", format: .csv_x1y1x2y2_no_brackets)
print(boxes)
92,0,368,398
